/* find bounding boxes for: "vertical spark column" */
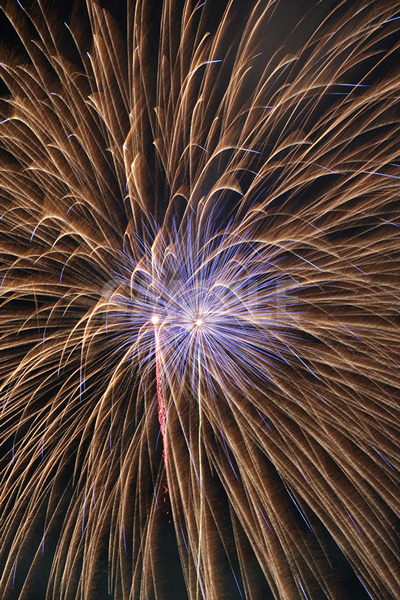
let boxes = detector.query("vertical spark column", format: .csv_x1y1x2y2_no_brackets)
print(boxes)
196,324,205,600
152,316,168,468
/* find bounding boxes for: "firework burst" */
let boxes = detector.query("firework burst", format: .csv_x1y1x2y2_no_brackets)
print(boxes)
1,1,400,599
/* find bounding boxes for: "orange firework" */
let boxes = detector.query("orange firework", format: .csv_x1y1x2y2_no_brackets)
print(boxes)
0,1,400,599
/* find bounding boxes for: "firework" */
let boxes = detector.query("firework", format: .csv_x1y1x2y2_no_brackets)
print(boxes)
1,0,400,599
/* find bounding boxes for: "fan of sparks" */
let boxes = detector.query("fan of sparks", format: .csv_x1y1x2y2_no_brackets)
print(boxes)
0,1,400,599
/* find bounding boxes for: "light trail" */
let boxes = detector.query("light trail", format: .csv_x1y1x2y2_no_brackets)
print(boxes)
152,316,168,468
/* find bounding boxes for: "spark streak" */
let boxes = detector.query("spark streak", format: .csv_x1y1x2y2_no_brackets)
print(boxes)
153,317,168,467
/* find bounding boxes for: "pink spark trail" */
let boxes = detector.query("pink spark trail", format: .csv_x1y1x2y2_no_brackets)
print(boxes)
153,317,168,468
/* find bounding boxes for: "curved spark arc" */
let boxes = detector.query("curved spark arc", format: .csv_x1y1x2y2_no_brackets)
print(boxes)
0,1,400,599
